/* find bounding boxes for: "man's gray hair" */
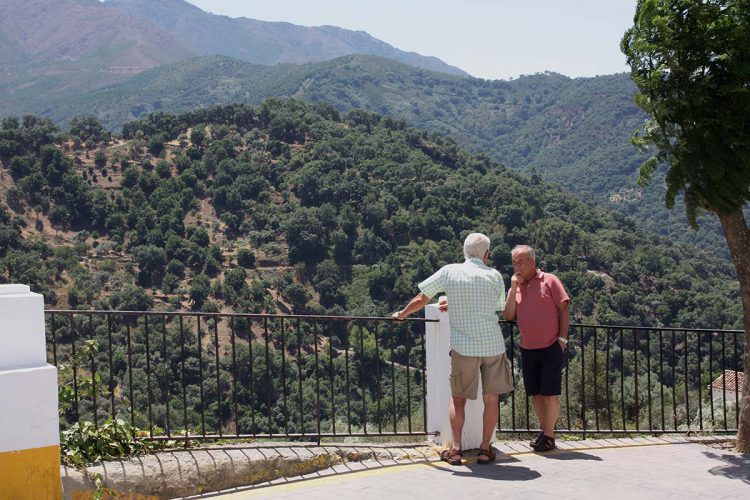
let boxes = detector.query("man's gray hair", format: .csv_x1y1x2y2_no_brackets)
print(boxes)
463,233,491,259
512,244,536,262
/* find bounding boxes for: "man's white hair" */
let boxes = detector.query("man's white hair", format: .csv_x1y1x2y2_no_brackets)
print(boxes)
463,233,491,259
512,244,536,262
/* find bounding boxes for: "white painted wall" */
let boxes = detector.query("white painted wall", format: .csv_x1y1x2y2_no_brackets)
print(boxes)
0,284,59,452
0,365,60,453
425,303,495,449
0,284,47,370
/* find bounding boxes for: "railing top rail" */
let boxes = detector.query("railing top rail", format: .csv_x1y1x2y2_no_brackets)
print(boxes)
44,309,438,323
568,322,744,334
44,310,743,332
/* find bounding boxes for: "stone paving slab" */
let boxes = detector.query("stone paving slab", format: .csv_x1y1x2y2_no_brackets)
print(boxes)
195,438,750,500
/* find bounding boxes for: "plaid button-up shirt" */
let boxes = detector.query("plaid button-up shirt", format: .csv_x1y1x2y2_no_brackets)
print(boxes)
418,257,506,356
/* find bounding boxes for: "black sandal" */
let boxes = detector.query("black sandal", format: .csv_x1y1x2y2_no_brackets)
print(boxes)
440,448,463,466
477,448,496,465
532,435,556,452
529,431,544,448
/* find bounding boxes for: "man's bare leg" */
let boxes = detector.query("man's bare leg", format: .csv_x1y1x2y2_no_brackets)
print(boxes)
480,393,499,450
532,395,548,435
449,396,467,451
532,395,560,438
542,395,560,438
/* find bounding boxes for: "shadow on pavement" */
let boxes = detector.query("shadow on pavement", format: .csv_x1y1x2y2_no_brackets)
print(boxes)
703,450,750,484
432,452,542,481
536,450,603,461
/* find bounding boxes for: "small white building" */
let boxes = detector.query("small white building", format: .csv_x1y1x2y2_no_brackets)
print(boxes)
710,370,745,402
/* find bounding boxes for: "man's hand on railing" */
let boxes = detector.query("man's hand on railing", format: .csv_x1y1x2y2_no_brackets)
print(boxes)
438,296,448,312
392,310,408,321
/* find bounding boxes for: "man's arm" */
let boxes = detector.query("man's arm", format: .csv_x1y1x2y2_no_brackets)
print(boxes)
558,300,570,349
503,274,519,321
392,292,431,320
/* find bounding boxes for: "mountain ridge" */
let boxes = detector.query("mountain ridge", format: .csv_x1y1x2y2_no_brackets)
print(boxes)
104,0,467,76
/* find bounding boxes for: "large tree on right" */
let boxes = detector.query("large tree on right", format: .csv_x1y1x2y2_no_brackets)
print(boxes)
622,0,750,451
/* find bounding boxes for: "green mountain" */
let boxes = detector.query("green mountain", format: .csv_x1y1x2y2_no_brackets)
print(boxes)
104,0,467,76
0,101,741,331
3,54,735,256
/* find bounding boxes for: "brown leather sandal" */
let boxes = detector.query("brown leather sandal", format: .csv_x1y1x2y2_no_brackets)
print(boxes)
440,448,463,466
477,447,496,464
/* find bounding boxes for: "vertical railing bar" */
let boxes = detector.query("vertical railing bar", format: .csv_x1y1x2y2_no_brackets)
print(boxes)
421,322,428,435
90,313,98,429
248,317,256,434
281,317,288,435
197,315,206,437
264,317,272,435
646,328,652,432
671,330,677,431
605,327,612,431
144,315,154,438
390,323,397,434
734,331,740,429
359,321,367,435
329,320,336,436
564,329,571,430
722,331,727,431
230,317,239,436
126,319,134,429
709,330,715,426
313,321,321,438
161,314,171,438
620,329,626,432
580,325,586,439
634,329,639,432
659,329,665,431
684,330,690,431
405,320,413,434
71,314,80,424
344,321,351,435
593,327,599,431
107,313,115,423
213,317,222,438
374,322,383,434
296,318,304,435
697,330,703,431
509,322,516,431
179,315,188,444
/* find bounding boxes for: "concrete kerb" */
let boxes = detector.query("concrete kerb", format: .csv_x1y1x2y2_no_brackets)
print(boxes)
60,442,437,499
60,436,737,499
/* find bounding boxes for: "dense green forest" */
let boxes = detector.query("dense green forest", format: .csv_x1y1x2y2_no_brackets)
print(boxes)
0,100,741,328
1,99,742,441
7,54,738,257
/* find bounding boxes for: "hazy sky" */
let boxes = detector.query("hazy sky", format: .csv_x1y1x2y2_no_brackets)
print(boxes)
187,0,637,80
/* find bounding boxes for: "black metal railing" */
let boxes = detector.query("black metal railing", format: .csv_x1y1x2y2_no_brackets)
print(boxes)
47,310,432,442
500,322,744,436
46,310,744,441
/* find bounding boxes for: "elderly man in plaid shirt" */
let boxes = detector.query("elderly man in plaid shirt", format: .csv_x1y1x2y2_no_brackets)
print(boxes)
392,233,510,466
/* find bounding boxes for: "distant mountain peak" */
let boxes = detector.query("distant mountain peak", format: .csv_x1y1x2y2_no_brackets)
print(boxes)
104,0,468,76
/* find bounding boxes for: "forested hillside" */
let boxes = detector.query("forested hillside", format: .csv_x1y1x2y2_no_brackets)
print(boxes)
6,54,736,256
0,100,741,330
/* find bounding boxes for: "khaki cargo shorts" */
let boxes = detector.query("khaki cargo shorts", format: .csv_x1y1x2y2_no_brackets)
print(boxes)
449,350,514,400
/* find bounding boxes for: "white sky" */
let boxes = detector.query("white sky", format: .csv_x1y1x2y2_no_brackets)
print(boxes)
187,0,637,80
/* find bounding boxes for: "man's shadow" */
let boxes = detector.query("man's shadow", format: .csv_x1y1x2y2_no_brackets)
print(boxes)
435,452,539,481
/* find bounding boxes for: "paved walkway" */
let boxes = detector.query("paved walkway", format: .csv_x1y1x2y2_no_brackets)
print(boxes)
190,438,750,500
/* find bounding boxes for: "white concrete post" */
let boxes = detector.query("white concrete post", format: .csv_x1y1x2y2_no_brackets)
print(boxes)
425,304,495,449
0,284,62,499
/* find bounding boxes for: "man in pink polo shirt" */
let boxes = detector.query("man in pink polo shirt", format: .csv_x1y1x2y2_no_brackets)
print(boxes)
503,245,569,452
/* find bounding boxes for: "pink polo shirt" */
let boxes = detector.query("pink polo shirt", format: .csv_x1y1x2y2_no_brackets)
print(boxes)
515,269,570,350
